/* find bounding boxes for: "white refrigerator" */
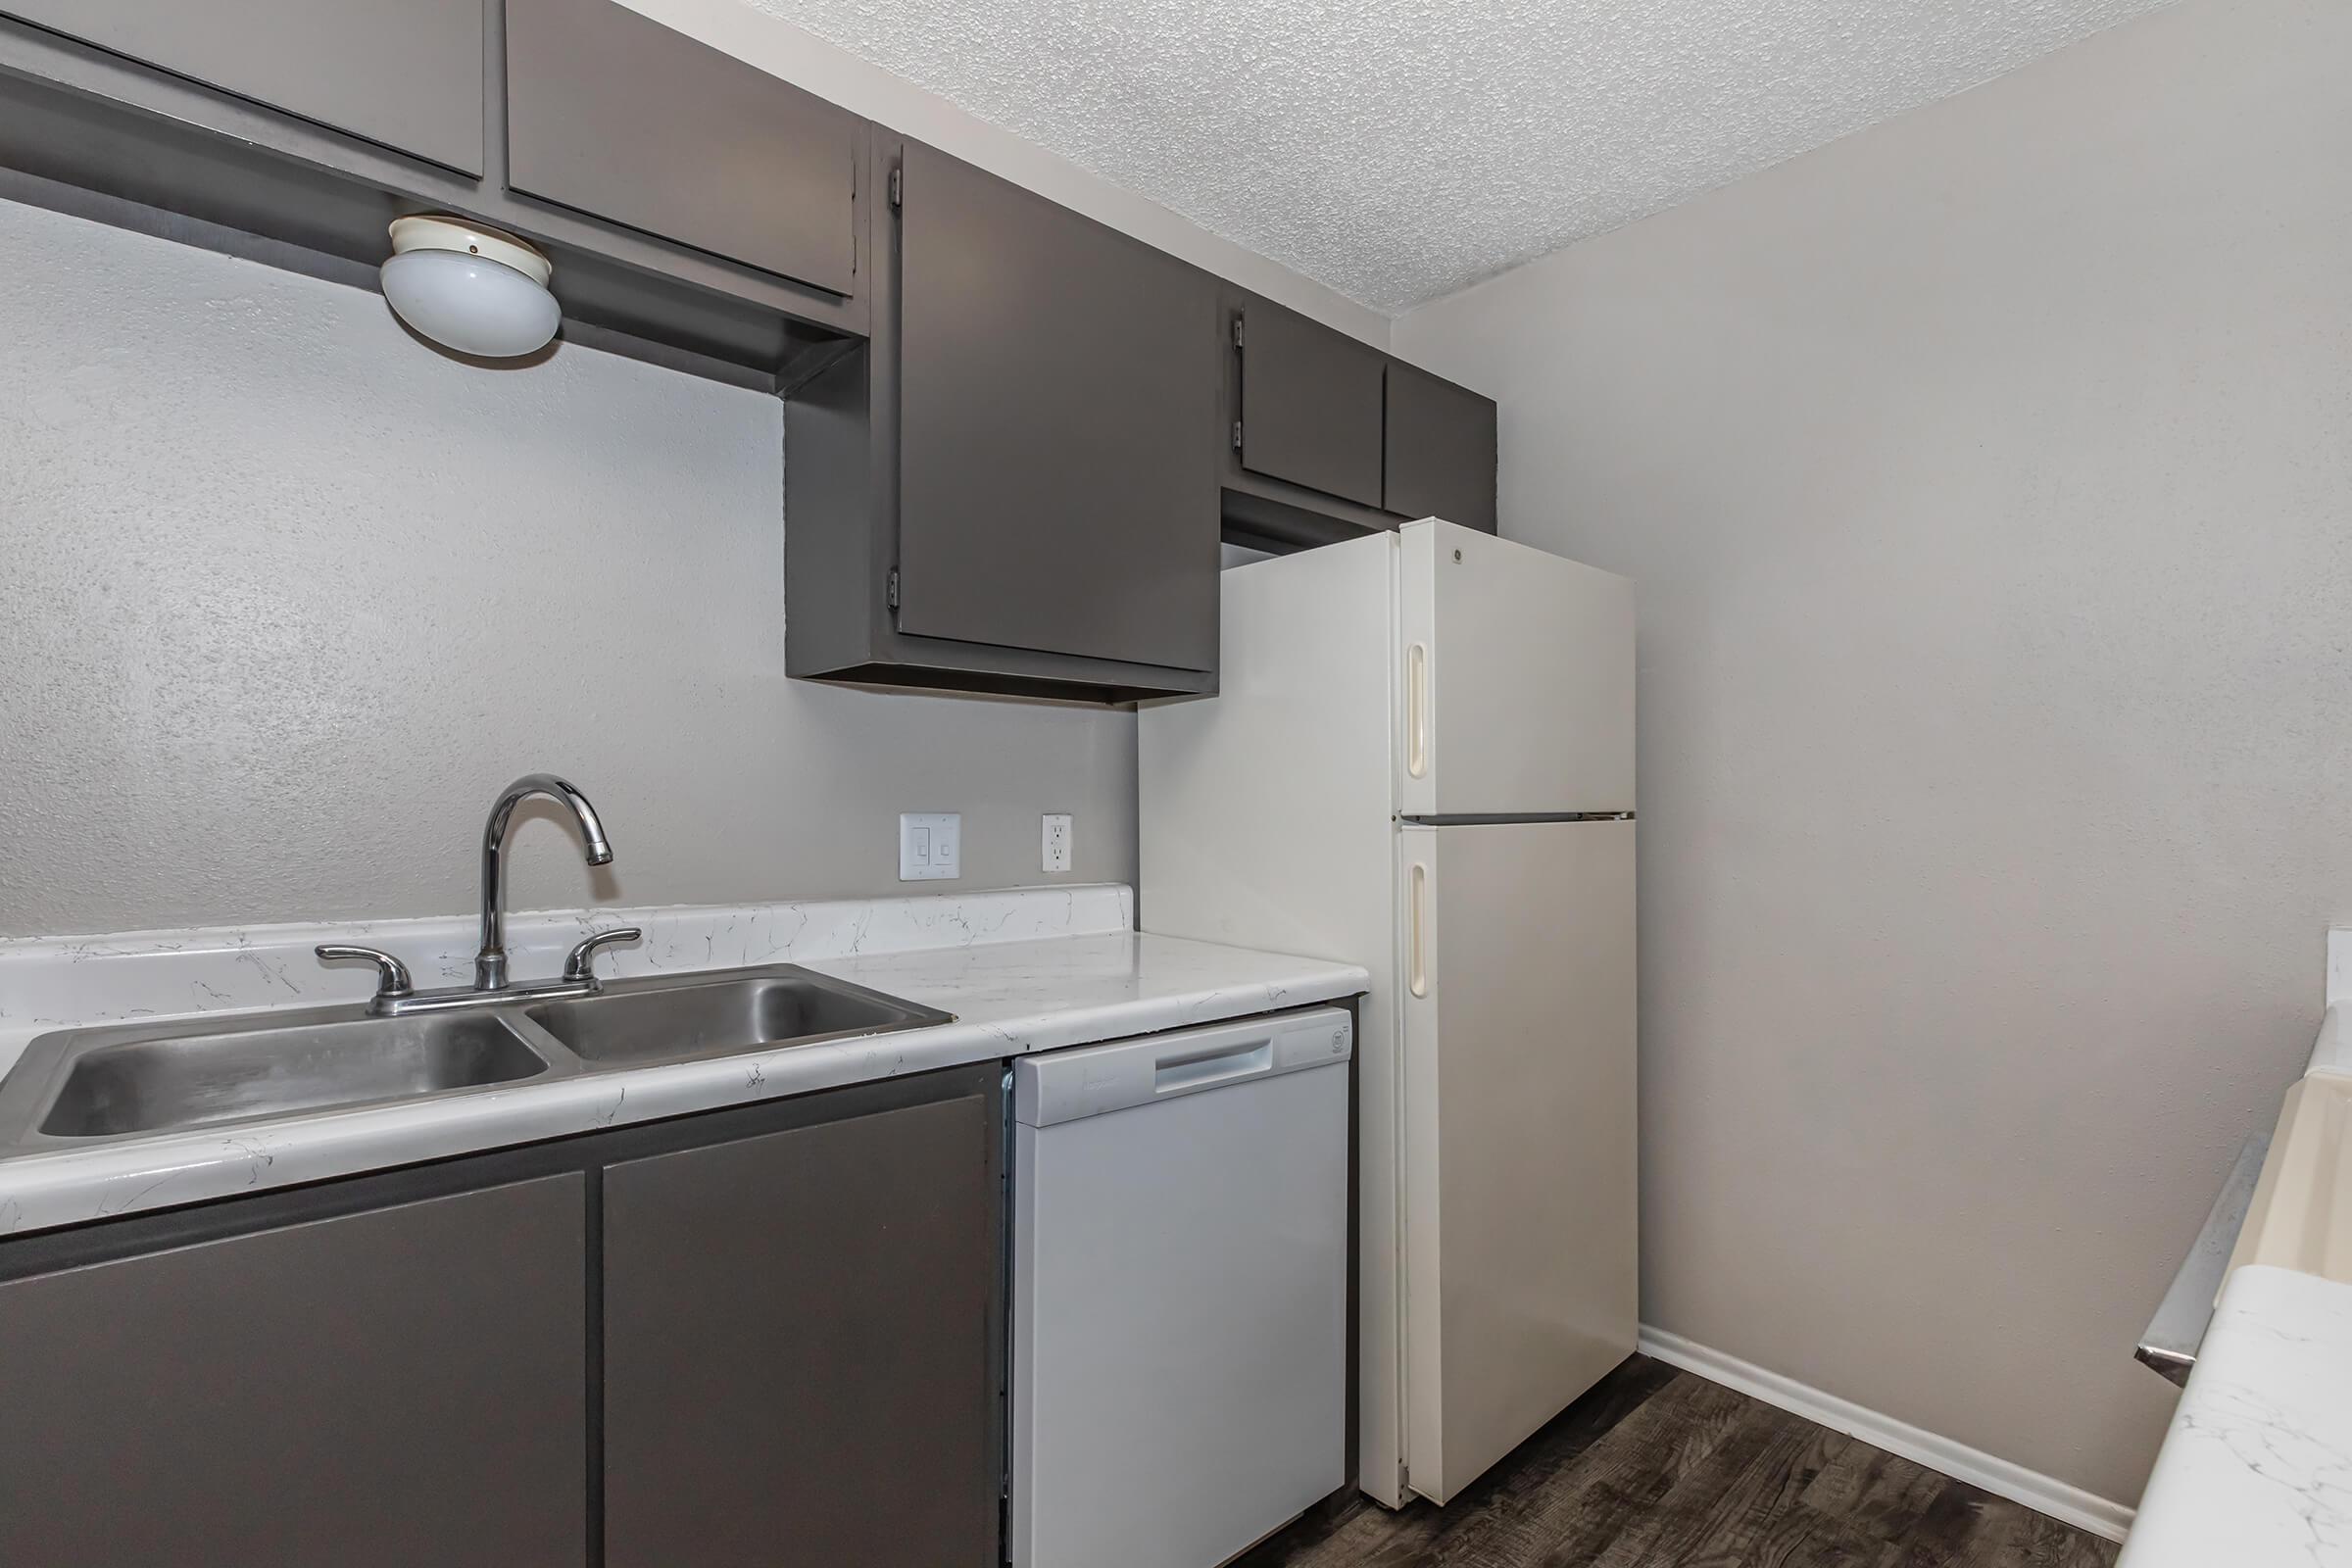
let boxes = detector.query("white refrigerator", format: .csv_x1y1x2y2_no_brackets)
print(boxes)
1140,516,1637,1509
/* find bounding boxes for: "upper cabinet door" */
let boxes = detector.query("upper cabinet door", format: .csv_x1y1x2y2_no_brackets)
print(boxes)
895,139,1219,673
3,0,485,172
504,0,858,294
1237,300,1387,509
1385,362,1497,533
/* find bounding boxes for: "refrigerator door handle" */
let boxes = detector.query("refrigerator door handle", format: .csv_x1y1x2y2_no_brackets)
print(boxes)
1409,861,1430,998
1406,643,1430,779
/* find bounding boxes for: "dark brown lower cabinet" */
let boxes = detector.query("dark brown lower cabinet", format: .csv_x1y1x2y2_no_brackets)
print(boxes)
0,1174,589,1568
603,1090,1003,1567
0,1063,1004,1568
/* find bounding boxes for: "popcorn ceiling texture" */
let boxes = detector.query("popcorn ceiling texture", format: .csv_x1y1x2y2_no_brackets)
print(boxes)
746,0,2180,312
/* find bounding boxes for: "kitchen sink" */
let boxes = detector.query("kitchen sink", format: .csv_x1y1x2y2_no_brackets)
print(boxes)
0,964,949,1155
30,1011,556,1140
524,966,953,1067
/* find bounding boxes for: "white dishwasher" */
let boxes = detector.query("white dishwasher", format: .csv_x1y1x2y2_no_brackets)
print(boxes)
1009,1006,1352,1568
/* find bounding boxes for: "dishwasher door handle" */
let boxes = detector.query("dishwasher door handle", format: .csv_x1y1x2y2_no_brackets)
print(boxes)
2136,1131,2271,1386
1153,1037,1274,1095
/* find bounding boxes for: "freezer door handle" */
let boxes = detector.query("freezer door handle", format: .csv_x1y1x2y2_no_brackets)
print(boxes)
1408,861,1430,998
1405,643,1430,779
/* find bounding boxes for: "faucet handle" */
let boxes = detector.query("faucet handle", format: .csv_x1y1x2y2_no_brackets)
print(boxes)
564,927,643,984
316,945,415,1006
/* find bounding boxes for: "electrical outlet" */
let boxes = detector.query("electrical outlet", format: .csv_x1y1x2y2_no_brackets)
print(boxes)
1042,813,1073,874
900,812,960,881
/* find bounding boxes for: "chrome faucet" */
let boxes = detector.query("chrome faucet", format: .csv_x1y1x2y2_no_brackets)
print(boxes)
317,772,640,1016
476,772,612,991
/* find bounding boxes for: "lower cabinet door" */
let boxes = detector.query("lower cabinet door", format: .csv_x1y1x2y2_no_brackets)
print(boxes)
602,1084,1001,1567
0,1174,589,1568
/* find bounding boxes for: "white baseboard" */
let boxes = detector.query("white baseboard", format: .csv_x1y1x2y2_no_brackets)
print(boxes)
1636,1326,2134,1544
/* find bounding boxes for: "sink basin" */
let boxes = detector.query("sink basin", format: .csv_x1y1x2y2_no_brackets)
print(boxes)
0,963,945,1155
34,1012,554,1139
525,966,951,1067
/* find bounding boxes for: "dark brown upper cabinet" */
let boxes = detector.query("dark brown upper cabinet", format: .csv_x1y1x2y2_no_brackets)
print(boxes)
504,0,859,297
1236,296,1387,508
1385,360,1498,532
896,139,1217,673
0,1175,588,1568
1218,288,1499,547
0,0,866,383
786,134,1220,704
2,0,486,173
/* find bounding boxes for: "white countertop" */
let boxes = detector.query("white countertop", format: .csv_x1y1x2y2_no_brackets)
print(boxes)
2117,936,2352,1566
0,887,1367,1238
2120,1264,2352,1567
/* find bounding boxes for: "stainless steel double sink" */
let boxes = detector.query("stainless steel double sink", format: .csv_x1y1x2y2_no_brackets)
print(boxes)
0,965,953,1154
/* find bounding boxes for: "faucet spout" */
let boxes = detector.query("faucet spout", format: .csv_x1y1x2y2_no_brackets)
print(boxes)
476,772,612,992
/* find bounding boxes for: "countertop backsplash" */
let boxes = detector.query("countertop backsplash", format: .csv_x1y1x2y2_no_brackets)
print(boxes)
0,883,1135,1062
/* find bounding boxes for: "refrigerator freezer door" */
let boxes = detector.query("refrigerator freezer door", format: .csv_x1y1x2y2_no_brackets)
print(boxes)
1396,818,1638,1504
1395,519,1635,819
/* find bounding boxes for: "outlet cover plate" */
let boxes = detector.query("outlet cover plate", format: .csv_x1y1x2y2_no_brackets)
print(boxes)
1043,813,1072,874
900,812,960,881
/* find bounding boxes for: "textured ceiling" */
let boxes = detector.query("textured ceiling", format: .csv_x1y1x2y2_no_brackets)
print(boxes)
745,0,2178,312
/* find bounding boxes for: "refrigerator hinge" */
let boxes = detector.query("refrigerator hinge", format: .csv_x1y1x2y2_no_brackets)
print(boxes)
885,567,901,612
1232,315,1245,349
1230,419,1244,453
888,165,903,211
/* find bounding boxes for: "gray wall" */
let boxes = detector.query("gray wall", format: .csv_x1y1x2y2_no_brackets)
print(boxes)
1394,0,2352,1511
0,198,1136,937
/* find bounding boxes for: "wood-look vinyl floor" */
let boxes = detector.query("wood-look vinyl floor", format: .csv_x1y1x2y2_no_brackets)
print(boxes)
1235,1357,2121,1568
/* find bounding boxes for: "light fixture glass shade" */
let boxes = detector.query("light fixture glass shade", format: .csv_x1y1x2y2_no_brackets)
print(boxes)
380,216,561,358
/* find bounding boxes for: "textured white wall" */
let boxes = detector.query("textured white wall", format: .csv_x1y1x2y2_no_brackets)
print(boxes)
0,199,1137,938
1393,0,2352,1511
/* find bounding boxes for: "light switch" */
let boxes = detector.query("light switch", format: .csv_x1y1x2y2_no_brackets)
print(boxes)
900,812,960,881
1043,813,1072,874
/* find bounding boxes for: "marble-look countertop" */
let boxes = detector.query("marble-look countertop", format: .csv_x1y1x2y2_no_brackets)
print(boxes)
0,886,1366,1237
2119,1265,2352,1567
0,883,1146,1077
2117,932,2352,1565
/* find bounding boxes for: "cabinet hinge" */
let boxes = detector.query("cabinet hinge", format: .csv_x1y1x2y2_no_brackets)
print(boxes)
1231,419,1244,453
1232,315,1245,349
886,567,901,611
888,166,903,211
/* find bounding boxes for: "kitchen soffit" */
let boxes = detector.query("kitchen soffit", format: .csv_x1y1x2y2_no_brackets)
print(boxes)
741,0,2180,313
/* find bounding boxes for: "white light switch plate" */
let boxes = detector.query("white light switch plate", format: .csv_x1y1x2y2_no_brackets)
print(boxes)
1042,813,1072,874
899,812,960,881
